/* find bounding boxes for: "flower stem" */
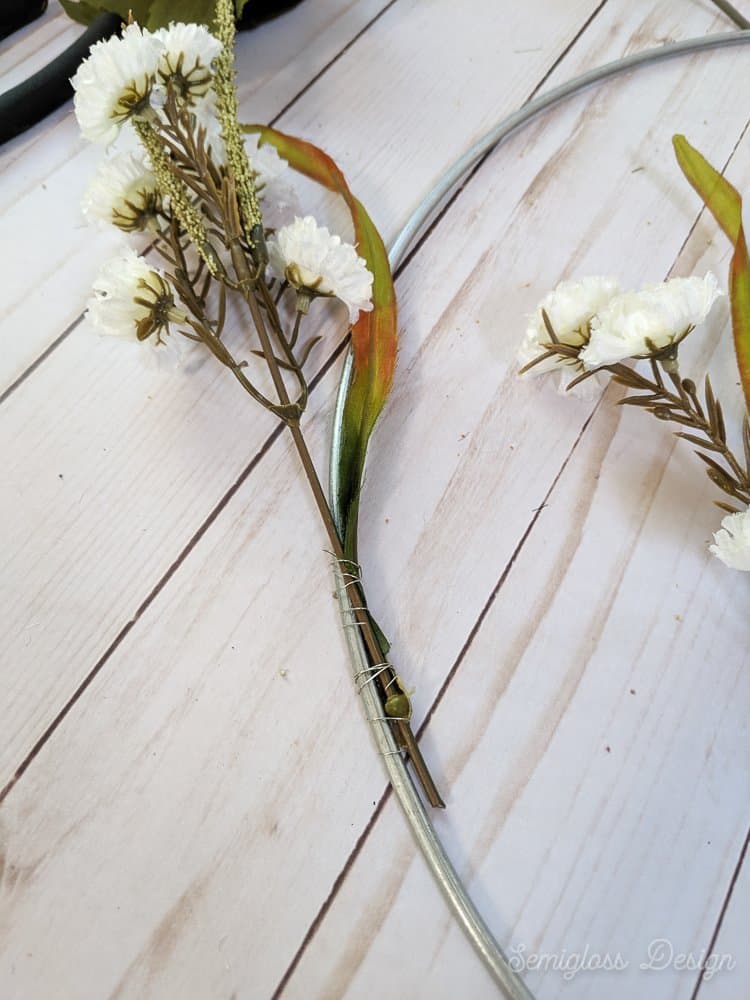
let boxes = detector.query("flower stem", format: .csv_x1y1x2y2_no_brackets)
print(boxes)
229,242,445,808
611,358,750,507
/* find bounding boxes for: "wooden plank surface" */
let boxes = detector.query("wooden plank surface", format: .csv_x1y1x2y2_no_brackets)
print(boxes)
698,840,750,999
0,1,748,998
0,0,601,787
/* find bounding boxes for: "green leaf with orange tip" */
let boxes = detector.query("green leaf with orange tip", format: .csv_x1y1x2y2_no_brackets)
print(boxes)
244,123,398,558
673,134,750,412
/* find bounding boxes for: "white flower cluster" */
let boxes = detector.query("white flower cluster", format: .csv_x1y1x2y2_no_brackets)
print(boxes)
518,276,620,396
519,272,750,572
710,510,750,571
519,273,721,391
268,216,374,322
72,22,222,144
76,21,373,344
581,274,721,368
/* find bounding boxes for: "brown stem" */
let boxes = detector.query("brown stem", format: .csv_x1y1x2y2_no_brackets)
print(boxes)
628,360,750,501
230,243,444,807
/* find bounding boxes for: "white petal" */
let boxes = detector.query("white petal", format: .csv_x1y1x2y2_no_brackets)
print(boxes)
82,152,159,230
153,22,222,103
518,275,619,377
709,509,750,570
581,273,721,369
86,246,167,340
267,215,373,322
72,24,163,145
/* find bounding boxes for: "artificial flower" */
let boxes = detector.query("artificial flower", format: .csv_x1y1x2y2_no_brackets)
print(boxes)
580,273,721,369
82,152,161,232
518,275,620,376
709,509,750,570
267,215,374,322
71,23,163,145
87,246,178,342
154,22,222,104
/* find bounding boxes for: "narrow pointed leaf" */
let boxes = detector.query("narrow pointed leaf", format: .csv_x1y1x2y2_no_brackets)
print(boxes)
730,225,750,409
673,134,750,411
673,134,742,242
244,124,398,558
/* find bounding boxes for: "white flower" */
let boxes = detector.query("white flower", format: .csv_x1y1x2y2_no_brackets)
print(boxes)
517,276,619,396
709,509,750,570
154,22,222,105
580,273,721,369
72,24,163,145
82,152,161,232
87,246,177,342
267,215,373,322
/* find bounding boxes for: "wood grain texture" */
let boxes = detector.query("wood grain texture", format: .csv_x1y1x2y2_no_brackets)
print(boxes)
0,0,601,784
696,838,750,998
0,0,748,998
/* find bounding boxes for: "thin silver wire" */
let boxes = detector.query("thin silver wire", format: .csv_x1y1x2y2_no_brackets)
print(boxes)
329,27,750,1000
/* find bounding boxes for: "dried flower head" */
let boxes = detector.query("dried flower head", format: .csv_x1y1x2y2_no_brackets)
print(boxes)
580,274,721,369
71,24,163,145
82,152,161,232
87,247,179,342
154,22,222,105
268,215,374,322
709,509,750,570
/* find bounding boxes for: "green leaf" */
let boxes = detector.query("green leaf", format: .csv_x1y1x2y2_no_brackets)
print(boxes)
244,124,398,560
673,134,742,243
673,134,750,411
57,0,105,26
59,0,219,30
60,0,154,27
730,225,750,410
148,0,217,28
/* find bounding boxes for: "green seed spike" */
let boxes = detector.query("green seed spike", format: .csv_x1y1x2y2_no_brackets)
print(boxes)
134,118,222,278
212,0,263,252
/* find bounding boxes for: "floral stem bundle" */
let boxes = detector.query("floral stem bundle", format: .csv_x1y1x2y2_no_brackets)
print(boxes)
518,137,750,569
74,3,443,806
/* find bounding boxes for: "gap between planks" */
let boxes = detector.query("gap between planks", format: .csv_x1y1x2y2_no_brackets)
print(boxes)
691,825,750,999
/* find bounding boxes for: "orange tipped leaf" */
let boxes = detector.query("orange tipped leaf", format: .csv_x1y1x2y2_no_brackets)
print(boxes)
245,124,397,557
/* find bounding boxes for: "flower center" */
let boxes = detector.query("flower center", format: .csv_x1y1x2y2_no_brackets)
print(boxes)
112,76,154,124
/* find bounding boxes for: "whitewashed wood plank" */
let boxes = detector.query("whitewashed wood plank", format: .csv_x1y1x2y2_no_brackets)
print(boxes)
0,0,603,782
697,847,750,998
284,377,750,1000
0,1,83,88
1,3,747,997
0,0,389,392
